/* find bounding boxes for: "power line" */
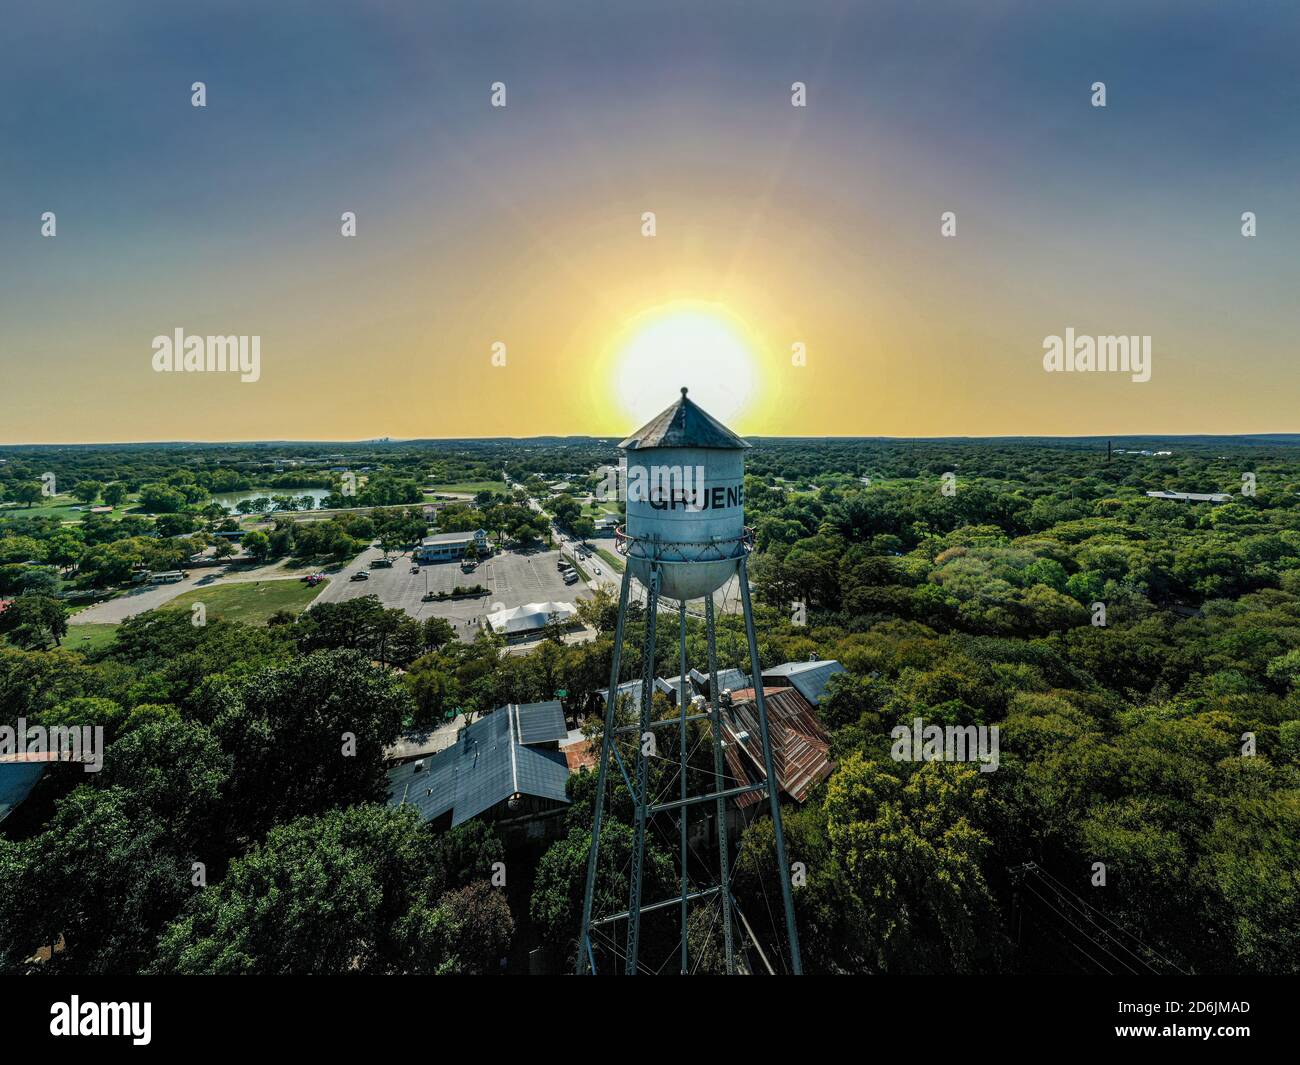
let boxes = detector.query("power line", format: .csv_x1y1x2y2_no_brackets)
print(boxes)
1031,863,1189,975
1021,870,1156,975
1018,879,1131,974
1011,862,1185,976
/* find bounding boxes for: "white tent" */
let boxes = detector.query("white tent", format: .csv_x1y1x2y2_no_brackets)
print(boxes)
486,601,578,636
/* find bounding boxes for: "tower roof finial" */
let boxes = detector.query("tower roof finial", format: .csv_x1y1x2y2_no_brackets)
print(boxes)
618,388,750,451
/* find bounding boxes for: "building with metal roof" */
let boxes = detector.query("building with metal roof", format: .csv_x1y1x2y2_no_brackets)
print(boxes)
597,679,646,715
718,687,834,807
762,658,845,708
688,666,749,700
598,675,699,713
1144,490,1232,504
593,659,839,792
387,702,570,828
655,675,695,705
415,528,489,561
597,679,669,716
511,700,568,745
0,759,48,823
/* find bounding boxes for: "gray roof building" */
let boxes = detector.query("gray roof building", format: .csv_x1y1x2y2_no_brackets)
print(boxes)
599,677,691,711
1145,491,1232,503
387,702,570,827
421,529,487,545
658,674,697,702
512,700,568,745
603,667,753,714
689,667,750,699
598,680,645,715
0,760,47,823
762,659,846,707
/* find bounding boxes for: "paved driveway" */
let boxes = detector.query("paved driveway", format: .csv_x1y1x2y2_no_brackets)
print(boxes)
68,561,307,624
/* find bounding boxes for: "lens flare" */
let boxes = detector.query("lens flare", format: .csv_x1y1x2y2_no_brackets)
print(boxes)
613,305,758,424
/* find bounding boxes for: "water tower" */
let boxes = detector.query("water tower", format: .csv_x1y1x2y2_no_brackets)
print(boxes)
576,388,802,975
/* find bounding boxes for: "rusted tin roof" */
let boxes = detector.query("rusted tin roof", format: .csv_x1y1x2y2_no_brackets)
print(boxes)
719,687,834,807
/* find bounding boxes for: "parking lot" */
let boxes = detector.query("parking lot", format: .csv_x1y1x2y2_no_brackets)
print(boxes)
312,544,592,642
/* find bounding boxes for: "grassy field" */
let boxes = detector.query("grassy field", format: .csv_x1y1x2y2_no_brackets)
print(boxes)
426,481,508,496
0,493,141,524
63,623,121,654
0,496,93,523
158,578,328,625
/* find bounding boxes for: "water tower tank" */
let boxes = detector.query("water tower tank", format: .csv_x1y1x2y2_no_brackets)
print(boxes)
617,388,751,601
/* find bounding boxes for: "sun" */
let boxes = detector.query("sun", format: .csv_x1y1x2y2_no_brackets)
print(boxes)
612,304,760,424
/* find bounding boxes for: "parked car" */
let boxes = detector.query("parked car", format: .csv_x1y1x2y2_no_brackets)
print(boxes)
371,557,393,569
351,571,370,581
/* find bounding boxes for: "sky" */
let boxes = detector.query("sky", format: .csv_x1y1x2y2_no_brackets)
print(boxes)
1,0,1298,444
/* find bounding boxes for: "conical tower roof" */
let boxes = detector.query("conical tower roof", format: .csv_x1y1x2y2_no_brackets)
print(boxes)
618,388,751,451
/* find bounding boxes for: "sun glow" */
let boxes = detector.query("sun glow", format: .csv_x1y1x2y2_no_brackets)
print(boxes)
612,304,760,425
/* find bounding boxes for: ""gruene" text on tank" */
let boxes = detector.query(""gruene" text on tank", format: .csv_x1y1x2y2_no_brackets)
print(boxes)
625,464,743,512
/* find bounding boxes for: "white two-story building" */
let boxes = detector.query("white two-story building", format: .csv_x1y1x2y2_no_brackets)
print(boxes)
415,528,488,562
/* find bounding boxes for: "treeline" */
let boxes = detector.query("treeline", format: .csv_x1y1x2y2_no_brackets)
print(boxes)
0,437,618,505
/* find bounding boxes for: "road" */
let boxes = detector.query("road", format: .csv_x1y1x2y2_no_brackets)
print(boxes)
68,560,311,624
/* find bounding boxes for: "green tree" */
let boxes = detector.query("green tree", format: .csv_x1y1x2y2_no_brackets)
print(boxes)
530,822,675,971
824,755,1001,973
212,650,410,835
13,483,43,508
151,805,445,974
71,481,104,505
399,881,514,975
18,567,59,597
0,787,192,974
0,594,68,649
100,720,231,852
421,616,456,654
241,529,271,561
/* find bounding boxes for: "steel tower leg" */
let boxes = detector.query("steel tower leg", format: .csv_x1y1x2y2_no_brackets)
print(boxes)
705,595,736,974
738,556,803,975
677,599,689,975
576,564,633,974
625,567,660,974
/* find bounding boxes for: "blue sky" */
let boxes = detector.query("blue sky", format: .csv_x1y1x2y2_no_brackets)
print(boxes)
1,1,1298,441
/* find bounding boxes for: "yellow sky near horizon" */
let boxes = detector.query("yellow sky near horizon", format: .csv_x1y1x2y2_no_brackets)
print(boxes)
3,123,1294,444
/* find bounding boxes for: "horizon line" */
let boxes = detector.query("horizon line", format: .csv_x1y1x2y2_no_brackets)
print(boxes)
6,431,1300,449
